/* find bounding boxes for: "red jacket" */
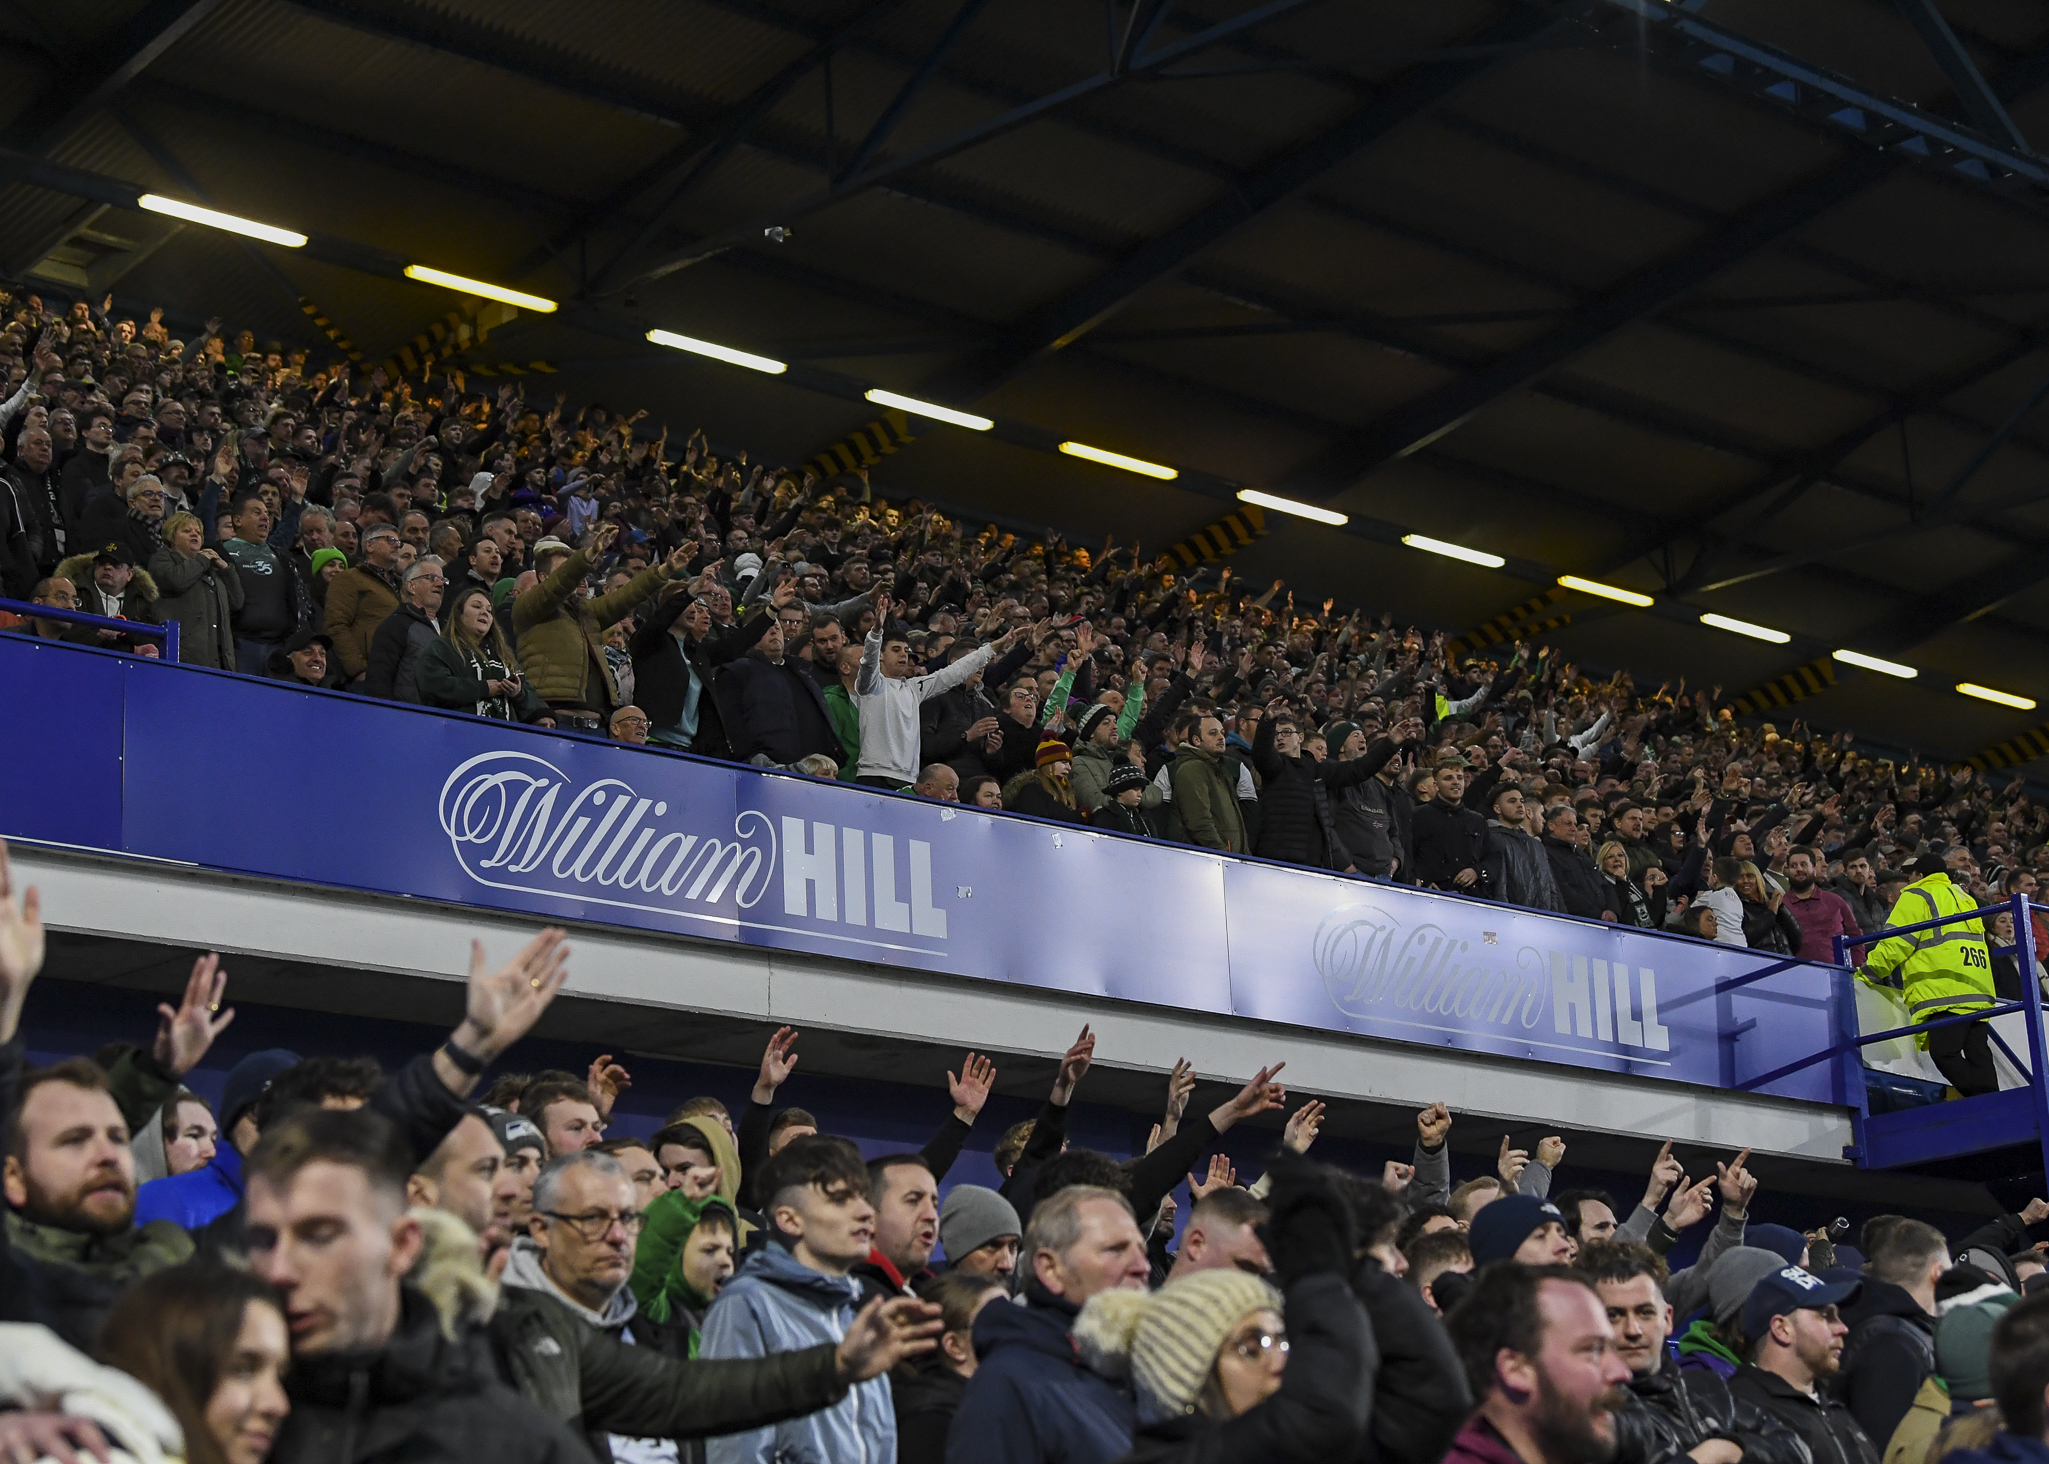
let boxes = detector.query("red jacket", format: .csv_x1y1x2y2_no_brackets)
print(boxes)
1782,884,1862,964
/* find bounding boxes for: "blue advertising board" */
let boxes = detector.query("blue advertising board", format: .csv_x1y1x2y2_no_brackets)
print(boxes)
0,637,1848,1103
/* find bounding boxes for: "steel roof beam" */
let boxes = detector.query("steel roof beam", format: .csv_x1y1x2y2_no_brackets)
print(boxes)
1893,0,2032,151
0,0,224,158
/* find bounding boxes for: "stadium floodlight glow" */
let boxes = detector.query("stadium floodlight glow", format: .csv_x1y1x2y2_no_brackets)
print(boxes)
646,328,786,375
1236,489,1348,525
136,194,306,247
863,388,992,431
1957,682,2037,711
1058,441,1177,479
1402,533,1505,569
1558,574,1653,608
402,264,557,312
1832,648,1917,679
1699,613,1791,644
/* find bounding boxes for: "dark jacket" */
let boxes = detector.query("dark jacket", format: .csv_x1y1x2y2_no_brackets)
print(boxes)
631,594,770,756
1607,873,1669,930
1544,833,1618,921
4,459,63,574
1347,1259,1471,1464
1615,1355,1808,1464
1168,746,1246,853
492,1262,849,1464
1943,1431,2049,1464
271,1288,591,1464
365,601,440,701
149,544,242,671
416,635,553,723
1835,1279,1938,1453
1483,821,1566,912
1740,896,1806,957
1089,798,1161,839
948,1295,1135,1464
1249,717,1384,871
1833,877,1891,938
1333,759,1408,879
716,651,842,765
1118,1274,1372,1464
1410,798,1488,892
897,1363,969,1464
1729,1363,1880,1464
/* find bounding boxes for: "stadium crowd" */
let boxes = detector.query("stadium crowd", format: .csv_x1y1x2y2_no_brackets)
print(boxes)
6,833,2049,1464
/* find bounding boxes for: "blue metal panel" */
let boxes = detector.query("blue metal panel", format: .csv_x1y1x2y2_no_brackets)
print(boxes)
1860,1087,2040,1168
0,638,124,849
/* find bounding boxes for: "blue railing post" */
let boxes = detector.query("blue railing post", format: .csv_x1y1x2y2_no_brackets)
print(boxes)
1832,930,1870,1157
2016,892,2049,1185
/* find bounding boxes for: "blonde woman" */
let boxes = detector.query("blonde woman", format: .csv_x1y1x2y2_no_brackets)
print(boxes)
417,584,555,726
148,510,241,669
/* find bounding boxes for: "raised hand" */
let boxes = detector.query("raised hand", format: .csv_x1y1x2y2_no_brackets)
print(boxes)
1498,1134,1530,1190
1642,1140,1683,1210
2021,1197,2049,1226
1211,1061,1286,1132
1665,1175,1716,1231
1536,1135,1566,1168
0,839,44,1042
753,1025,800,1103
452,928,571,1068
1416,1100,1451,1148
155,954,235,1077
1051,1024,1095,1105
1162,1058,1196,1134
947,1051,997,1123
1189,1153,1238,1201
1283,1098,1326,1154
586,1054,632,1121
1715,1148,1757,1216
835,1296,942,1381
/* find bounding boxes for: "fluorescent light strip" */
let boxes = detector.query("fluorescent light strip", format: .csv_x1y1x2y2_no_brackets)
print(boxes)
1236,489,1348,526
646,328,786,375
403,264,557,313
1958,682,2038,711
1833,648,1917,679
1402,533,1505,569
1058,441,1177,479
863,388,992,431
136,194,306,247
1699,613,1790,644
1558,574,1653,608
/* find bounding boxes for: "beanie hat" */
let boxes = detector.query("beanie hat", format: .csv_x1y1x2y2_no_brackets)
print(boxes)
1076,704,1115,742
1707,1246,1794,1326
480,1106,545,1160
1911,851,1950,877
1746,1223,1808,1267
939,1185,1021,1265
1036,737,1071,769
1104,764,1150,798
220,1049,301,1132
1468,1195,1564,1266
734,552,763,579
308,547,348,578
1939,1292,2020,1402
1326,721,1361,753
1073,1270,1281,1422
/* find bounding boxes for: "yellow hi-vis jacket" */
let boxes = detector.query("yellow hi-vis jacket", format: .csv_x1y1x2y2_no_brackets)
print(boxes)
1859,872,1996,1030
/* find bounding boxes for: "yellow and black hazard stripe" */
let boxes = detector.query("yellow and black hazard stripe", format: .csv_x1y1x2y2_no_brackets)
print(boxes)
462,361,560,377
1728,657,1836,718
1447,587,1570,657
297,296,364,367
381,298,523,379
1966,723,2049,772
1163,504,1265,567
807,410,915,479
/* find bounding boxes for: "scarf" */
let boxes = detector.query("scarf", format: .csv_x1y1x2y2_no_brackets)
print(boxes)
126,507,164,554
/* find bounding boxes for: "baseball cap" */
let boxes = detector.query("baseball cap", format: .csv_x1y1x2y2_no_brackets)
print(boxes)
480,1106,545,1159
1740,1263,1860,1342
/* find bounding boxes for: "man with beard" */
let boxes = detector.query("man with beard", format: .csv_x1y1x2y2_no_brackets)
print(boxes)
1443,1264,1634,1464
1728,1266,1877,1464
1579,1241,1807,1464
1780,846,1861,965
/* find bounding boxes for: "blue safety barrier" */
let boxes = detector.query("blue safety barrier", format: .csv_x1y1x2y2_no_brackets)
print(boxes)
0,595,178,660
0,633,1867,1105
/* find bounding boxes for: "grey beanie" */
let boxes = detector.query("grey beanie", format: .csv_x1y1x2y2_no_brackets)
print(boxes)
940,1184,1022,1266
1708,1245,1795,1327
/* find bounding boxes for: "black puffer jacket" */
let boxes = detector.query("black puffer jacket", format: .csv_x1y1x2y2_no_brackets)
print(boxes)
270,1289,591,1464
1346,1258,1470,1464
1250,716,1383,871
1543,833,1617,921
1614,1356,1809,1464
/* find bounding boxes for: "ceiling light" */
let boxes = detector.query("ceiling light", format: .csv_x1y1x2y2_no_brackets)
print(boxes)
1699,613,1791,644
1558,574,1653,608
1236,489,1348,525
863,388,992,430
403,264,557,312
646,328,786,374
1958,682,2037,711
1402,533,1505,569
1832,648,1917,679
1058,441,1177,479
136,194,306,247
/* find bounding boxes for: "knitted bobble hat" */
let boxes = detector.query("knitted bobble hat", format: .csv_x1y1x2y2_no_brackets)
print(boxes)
1072,1271,1282,1422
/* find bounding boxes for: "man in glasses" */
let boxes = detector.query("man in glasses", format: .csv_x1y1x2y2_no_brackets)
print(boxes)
495,1148,938,1463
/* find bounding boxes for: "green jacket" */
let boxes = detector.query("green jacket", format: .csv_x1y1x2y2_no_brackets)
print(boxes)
1170,746,1246,852
490,1275,848,1461
416,635,550,723
511,548,668,710
631,1190,716,1328
823,682,861,780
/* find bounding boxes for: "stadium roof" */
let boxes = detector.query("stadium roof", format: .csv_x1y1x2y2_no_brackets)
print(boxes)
10,0,2049,765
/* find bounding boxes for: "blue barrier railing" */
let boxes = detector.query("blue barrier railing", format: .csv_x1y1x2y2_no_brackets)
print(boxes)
0,595,177,661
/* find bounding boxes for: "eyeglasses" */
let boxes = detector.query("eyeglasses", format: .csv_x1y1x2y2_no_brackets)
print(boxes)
1229,1330,1288,1362
541,1209,646,1240
614,715,650,728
